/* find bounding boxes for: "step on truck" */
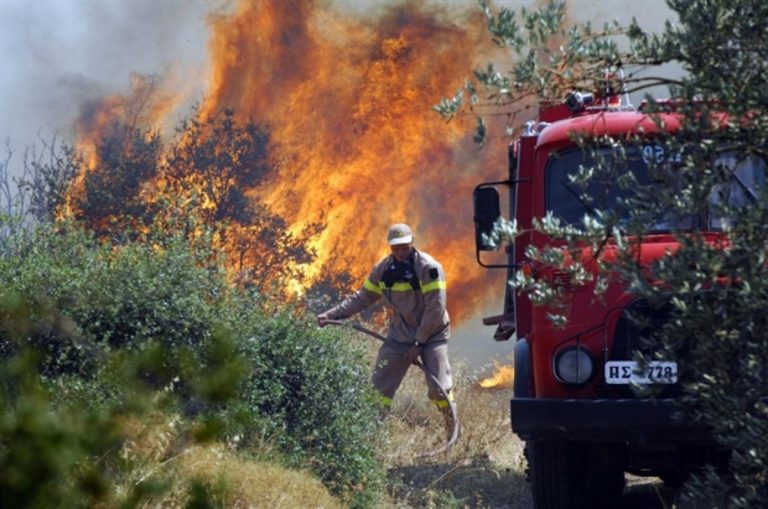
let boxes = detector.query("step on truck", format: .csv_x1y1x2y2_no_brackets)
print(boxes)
472,91,752,508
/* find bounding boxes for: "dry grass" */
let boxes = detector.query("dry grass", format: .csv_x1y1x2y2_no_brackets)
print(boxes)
110,412,343,509
375,359,533,509
72,330,675,508
171,445,343,509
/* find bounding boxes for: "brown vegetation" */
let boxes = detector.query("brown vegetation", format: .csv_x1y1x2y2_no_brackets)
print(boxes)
113,412,343,509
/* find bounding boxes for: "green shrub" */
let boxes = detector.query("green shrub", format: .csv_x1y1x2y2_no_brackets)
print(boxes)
231,311,385,507
0,219,384,506
0,354,123,509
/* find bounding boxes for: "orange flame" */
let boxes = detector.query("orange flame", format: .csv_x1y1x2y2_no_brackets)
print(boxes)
479,362,514,389
199,0,511,322
69,0,526,324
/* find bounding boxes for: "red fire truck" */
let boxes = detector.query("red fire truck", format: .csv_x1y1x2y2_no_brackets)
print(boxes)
472,92,756,508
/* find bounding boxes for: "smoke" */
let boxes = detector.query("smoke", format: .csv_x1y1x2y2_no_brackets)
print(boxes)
0,0,213,166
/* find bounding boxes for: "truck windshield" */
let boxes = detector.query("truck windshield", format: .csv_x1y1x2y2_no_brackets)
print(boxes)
546,148,766,232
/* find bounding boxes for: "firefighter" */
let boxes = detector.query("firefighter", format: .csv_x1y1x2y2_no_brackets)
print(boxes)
317,223,457,438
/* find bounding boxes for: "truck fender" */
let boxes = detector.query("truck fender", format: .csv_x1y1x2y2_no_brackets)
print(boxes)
514,337,531,398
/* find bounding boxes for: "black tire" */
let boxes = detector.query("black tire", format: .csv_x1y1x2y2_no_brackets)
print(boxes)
528,440,583,509
528,440,625,509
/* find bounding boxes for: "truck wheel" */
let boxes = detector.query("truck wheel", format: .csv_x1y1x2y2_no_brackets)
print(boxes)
528,440,584,509
528,440,624,509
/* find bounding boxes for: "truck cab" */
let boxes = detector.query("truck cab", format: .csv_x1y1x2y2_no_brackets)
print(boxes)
473,93,755,508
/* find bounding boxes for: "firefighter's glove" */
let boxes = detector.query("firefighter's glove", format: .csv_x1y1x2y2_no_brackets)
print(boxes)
404,341,423,364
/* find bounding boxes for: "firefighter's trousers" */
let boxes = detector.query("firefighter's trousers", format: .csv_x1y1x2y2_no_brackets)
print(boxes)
371,340,454,409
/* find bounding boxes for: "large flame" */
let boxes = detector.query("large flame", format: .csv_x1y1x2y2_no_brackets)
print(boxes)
68,0,527,324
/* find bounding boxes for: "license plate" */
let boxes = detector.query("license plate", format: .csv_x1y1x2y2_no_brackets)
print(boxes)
604,361,678,384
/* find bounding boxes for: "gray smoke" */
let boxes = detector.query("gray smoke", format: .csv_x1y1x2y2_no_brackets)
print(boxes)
0,0,215,174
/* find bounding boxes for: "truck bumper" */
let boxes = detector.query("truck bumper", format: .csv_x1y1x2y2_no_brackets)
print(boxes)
510,397,712,443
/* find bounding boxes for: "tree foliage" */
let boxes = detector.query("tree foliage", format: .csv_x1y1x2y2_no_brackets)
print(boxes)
164,108,272,225
0,218,383,508
445,0,768,505
72,123,162,234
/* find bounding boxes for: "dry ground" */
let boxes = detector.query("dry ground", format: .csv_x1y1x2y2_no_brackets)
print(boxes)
376,359,677,509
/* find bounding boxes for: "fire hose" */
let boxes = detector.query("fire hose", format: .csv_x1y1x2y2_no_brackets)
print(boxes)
325,319,459,457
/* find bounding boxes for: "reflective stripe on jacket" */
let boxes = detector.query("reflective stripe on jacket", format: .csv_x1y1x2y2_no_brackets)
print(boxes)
326,249,450,344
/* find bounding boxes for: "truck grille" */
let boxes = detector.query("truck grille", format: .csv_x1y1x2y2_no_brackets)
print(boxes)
606,299,681,398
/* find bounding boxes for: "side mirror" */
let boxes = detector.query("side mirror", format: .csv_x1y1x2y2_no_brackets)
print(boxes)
473,186,501,251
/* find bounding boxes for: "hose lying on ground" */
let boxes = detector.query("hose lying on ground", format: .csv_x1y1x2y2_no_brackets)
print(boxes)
325,319,459,457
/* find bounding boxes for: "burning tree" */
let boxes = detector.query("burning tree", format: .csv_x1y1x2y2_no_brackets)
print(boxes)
0,91,384,508
30,96,322,295
439,0,768,505
71,123,162,236
161,108,322,290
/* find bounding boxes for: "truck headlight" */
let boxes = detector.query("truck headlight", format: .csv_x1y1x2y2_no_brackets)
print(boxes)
553,347,594,385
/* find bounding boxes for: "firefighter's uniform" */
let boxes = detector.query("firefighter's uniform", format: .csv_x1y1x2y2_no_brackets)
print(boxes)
324,248,454,416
